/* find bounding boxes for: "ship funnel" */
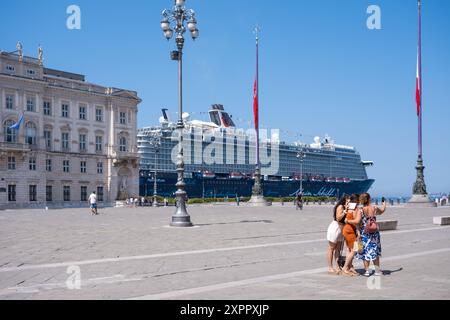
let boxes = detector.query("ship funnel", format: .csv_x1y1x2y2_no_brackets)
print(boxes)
161,108,169,121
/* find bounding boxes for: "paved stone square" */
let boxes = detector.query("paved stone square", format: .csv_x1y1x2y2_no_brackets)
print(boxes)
0,203,449,300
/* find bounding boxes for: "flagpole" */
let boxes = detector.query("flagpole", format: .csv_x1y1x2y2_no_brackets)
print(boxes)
409,0,432,206
256,27,260,170
249,25,268,207
418,0,422,159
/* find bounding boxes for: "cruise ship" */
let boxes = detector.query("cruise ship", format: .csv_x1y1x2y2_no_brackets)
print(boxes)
137,105,374,199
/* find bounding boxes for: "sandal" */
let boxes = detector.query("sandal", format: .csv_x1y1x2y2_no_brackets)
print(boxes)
328,269,338,275
342,270,355,277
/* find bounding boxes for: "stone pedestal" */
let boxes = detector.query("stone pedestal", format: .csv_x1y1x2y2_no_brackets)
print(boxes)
247,195,271,207
408,157,435,207
407,194,436,207
248,168,270,207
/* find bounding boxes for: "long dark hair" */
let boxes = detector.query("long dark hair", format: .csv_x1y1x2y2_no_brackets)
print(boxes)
334,195,349,221
350,194,360,204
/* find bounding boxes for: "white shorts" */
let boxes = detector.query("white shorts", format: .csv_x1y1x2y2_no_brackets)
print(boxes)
327,221,344,244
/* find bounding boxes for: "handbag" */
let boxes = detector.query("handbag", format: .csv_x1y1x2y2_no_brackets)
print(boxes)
364,207,379,234
353,239,364,254
337,244,346,268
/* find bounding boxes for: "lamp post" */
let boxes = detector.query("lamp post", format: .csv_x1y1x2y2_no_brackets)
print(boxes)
161,0,198,226
150,137,161,207
297,148,306,194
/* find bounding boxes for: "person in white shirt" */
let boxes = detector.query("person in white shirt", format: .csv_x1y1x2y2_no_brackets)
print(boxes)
88,192,98,215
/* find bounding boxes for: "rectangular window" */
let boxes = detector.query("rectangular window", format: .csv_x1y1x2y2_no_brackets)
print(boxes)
97,186,104,202
44,130,52,149
119,137,127,152
43,101,51,116
79,134,87,152
29,185,37,202
95,108,103,122
46,159,52,172
119,112,126,124
63,186,71,202
29,157,37,171
63,160,70,173
62,103,69,118
97,162,103,174
80,161,87,173
6,65,15,72
6,95,14,109
79,105,87,120
81,186,88,202
8,185,16,202
61,133,69,151
26,97,35,112
46,186,52,202
27,69,36,76
95,136,103,152
7,156,16,170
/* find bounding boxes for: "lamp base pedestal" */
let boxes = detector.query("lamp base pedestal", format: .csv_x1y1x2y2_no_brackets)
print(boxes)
247,195,271,207
407,194,436,207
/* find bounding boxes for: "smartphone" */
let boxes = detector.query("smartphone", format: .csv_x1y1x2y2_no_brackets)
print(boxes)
348,202,357,210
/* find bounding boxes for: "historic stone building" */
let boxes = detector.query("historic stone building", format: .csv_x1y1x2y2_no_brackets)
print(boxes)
0,44,141,209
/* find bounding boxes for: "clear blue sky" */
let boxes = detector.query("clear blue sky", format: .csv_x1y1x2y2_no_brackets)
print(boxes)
1,0,449,197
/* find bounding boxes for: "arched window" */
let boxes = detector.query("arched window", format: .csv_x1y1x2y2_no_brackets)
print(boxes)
25,122,37,145
119,137,127,152
3,120,17,143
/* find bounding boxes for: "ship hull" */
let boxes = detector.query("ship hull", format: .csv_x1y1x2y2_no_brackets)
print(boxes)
140,173,375,199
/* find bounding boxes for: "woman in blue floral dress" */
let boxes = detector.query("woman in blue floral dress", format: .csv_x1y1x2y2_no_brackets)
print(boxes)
356,193,387,276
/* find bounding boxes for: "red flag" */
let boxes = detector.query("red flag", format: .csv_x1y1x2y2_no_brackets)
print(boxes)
416,0,422,117
416,55,421,117
253,77,259,130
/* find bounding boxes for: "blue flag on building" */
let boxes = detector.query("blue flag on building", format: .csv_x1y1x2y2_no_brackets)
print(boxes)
9,114,24,130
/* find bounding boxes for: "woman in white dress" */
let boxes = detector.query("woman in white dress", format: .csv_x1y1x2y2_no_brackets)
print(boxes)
326,195,349,274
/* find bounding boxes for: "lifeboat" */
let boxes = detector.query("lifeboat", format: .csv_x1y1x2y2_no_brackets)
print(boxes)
202,171,216,179
230,172,244,180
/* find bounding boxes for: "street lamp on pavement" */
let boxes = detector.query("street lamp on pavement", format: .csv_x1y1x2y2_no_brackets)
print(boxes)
150,136,161,207
161,0,198,227
297,148,306,194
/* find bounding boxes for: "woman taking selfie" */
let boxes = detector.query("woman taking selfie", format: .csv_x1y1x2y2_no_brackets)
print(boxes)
357,193,387,276
342,194,362,276
326,195,349,274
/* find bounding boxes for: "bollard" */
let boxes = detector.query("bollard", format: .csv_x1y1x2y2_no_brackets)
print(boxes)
433,217,450,226
378,220,398,231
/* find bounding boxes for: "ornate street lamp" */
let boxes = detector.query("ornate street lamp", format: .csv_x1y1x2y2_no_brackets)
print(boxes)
150,136,161,207
297,148,306,194
161,0,198,226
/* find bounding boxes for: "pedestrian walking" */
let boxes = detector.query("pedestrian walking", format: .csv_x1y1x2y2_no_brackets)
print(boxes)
88,191,98,215
295,192,303,211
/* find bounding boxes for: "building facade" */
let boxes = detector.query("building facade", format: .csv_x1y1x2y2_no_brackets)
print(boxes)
0,45,141,209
